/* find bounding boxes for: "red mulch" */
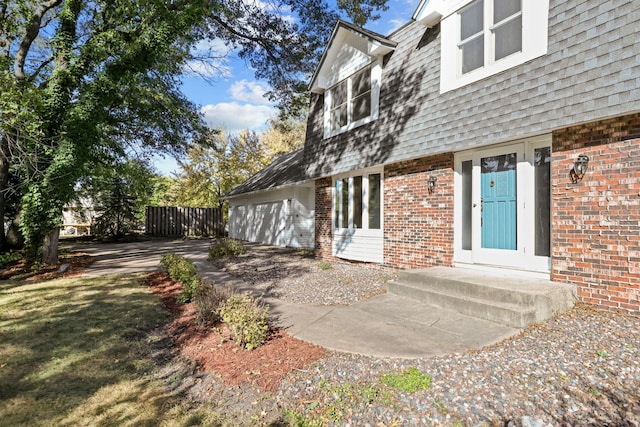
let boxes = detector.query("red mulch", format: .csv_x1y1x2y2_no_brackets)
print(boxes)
144,271,326,392
0,252,96,281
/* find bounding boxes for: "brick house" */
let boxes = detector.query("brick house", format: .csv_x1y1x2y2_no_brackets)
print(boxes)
226,0,640,313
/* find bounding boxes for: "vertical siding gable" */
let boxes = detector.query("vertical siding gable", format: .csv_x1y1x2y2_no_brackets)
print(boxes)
303,0,640,179
326,44,373,88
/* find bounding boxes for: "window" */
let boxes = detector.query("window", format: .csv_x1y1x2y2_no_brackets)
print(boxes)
330,81,348,131
440,0,548,92
459,0,522,75
334,172,382,231
329,66,371,132
324,62,381,138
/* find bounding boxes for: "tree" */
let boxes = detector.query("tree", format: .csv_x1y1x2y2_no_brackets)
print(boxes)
92,177,139,240
76,158,160,221
1,0,209,262
261,117,307,159
1,0,390,263
169,129,267,210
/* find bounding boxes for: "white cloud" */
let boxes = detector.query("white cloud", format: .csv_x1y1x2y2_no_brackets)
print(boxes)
184,38,235,78
201,102,275,133
388,18,406,33
229,80,272,105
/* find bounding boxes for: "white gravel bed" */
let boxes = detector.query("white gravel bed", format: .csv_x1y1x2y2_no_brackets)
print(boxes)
206,243,639,425
275,305,640,426
211,244,395,305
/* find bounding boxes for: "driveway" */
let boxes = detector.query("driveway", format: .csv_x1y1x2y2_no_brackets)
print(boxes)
64,238,215,277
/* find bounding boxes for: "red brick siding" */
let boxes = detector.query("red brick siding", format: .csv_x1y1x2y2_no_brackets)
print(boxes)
384,154,455,269
552,113,640,312
314,177,335,260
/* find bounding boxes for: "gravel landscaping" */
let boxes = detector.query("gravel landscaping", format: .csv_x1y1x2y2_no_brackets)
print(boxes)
211,243,395,305
205,243,640,426
274,305,639,426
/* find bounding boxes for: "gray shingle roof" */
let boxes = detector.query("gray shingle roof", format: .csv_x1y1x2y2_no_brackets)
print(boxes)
225,149,307,198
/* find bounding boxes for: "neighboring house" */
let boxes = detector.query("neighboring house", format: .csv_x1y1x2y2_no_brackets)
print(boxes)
61,198,96,235
225,149,315,249
227,0,640,312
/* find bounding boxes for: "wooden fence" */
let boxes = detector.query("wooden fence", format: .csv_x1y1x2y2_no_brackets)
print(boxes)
145,206,224,237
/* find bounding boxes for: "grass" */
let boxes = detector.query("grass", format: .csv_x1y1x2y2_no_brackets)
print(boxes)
0,275,221,426
381,367,432,393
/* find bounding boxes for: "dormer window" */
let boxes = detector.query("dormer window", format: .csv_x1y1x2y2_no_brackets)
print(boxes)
329,65,372,132
324,62,381,138
308,21,396,139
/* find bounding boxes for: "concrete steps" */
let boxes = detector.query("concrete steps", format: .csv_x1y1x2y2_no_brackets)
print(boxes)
387,267,576,328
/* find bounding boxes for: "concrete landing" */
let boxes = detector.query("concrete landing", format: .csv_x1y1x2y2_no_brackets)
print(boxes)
265,294,519,359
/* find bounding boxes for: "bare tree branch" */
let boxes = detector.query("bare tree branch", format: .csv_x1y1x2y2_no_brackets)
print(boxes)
14,0,63,80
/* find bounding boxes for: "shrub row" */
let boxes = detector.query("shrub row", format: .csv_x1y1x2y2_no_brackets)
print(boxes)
161,251,269,350
160,253,200,303
208,238,246,258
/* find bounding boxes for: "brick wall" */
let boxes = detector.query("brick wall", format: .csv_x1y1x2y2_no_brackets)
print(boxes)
314,177,334,260
384,153,455,269
552,113,640,312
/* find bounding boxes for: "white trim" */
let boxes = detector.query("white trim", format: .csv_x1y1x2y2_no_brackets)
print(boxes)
440,0,549,93
453,134,552,274
323,59,382,139
331,166,384,263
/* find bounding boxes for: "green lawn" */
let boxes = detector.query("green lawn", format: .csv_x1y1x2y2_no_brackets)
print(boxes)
0,275,220,427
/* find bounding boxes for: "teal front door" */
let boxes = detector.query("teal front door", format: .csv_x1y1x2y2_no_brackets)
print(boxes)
481,153,517,250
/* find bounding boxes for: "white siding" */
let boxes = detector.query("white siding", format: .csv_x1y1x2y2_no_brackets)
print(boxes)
227,184,315,249
333,231,383,263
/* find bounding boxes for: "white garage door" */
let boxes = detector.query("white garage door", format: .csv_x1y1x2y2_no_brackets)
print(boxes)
230,201,293,247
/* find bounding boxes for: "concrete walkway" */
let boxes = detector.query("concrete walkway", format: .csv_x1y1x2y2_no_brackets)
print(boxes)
67,239,519,358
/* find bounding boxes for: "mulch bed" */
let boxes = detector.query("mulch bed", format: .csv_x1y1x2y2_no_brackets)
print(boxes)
0,252,95,281
144,271,326,392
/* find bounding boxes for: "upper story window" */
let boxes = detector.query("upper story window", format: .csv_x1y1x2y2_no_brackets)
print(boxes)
329,65,372,131
440,0,548,93
459,0,522,74
326,64,378,137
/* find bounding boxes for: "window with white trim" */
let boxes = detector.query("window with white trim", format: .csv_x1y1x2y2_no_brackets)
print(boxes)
334,172,382,231
459,0,522,74
324,62,380,138
440,0,549,92
329,65,371,132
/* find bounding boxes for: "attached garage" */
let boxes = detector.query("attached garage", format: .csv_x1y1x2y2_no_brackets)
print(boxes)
226,149,315,249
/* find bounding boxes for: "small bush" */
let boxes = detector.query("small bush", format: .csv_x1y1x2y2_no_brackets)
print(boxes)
219,293,269,350
160,253,200,303
0,251,22,267
381,367,432,393
194,282,233,325
208,238,246,258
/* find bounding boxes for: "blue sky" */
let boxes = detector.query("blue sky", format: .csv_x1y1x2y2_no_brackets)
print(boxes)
154,0,420,175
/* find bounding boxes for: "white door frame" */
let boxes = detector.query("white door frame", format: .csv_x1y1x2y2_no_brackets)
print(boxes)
453,135,551,275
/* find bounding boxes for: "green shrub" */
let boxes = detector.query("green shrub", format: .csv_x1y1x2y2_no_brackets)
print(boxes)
318,261,332,270
219,293,269,350
160,253,200,303
194,282,233,325
208,238,246,258
381,367,432,393
0,251,22,267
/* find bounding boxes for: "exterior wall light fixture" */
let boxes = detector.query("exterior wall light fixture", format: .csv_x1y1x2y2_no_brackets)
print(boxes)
427,176,438,194
570,154,589,184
